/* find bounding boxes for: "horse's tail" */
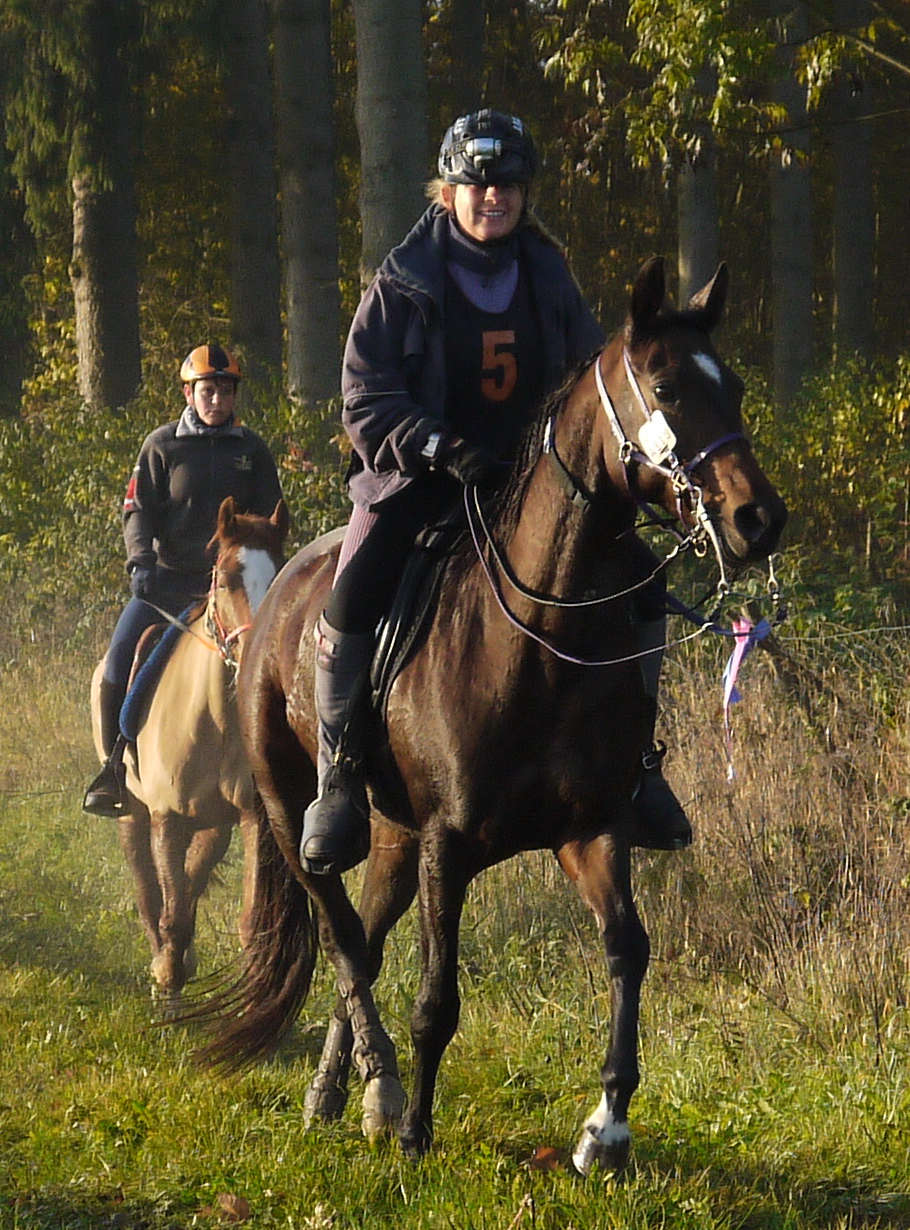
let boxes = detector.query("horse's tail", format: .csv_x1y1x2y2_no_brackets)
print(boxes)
192,795,319,1072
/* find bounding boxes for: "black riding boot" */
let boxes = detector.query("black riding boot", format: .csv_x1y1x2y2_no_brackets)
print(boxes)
299,615,374,876
631,619,692,851
83,681,127,817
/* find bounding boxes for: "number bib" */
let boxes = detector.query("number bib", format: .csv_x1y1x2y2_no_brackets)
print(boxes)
443,265,545,461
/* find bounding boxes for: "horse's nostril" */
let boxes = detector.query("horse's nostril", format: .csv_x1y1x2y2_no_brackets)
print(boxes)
734,503,771,544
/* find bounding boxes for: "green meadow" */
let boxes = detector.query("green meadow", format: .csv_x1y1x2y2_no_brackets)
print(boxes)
1,613,907,1229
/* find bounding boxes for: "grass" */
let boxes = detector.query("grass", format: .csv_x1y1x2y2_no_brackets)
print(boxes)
0,620,908,1228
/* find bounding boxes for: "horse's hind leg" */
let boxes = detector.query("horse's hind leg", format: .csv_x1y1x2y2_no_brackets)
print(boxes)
305,822,419,1125
557,832,649,1174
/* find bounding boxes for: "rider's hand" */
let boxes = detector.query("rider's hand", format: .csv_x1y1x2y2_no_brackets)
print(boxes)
129,566,155,599
439,437,500,487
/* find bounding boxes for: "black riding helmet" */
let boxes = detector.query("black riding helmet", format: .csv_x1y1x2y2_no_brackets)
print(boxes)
438,109,537,186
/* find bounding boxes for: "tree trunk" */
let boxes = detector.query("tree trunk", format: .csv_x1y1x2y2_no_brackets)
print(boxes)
450,0,485,116
69,0,141,413
0,107,31,418
768,0,814,405
353,0,427,284
272,0,340,404
677,67,719,307
832,0,874,362
224,0,283,384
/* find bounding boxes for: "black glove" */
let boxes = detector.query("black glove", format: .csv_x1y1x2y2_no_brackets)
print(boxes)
129,566,155,599
439,437,500,487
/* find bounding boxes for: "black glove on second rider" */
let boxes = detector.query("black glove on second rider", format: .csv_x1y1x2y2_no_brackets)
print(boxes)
439,436,500,487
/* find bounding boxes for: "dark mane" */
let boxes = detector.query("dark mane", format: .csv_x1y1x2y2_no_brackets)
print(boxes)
447,348,603,582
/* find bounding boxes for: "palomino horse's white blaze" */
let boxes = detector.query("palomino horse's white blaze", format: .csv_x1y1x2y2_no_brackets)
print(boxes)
692,351,723,386
572,1094,631,1175
238,547,278,614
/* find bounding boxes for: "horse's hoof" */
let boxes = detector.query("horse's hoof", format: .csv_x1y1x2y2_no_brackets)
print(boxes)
571,1122,630,1176
303,1076,349,1125
397,1114,432,1160
361,1074,406,1140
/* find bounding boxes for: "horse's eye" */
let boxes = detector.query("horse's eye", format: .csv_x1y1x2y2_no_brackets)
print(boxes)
653,381,677,404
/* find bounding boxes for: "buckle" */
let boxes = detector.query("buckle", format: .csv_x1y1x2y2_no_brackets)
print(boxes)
641,740,667,772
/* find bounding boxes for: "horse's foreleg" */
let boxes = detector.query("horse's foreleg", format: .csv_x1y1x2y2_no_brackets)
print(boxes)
557,832,649,1175
117,807,163,961
183,822,234,981
398,826,469,1159
149,812,193,1006
305,822,419,1126
306,874,406,1139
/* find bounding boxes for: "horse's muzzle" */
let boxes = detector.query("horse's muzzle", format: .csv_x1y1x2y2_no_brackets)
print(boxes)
727,494,788,563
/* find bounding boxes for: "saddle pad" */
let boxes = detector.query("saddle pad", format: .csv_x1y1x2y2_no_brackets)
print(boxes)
119,607,196,742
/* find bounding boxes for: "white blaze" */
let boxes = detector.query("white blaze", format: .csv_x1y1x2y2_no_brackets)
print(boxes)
238,547,276,613
693,351,722,385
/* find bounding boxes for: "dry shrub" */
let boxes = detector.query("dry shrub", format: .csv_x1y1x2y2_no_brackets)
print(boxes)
640,626,909,1035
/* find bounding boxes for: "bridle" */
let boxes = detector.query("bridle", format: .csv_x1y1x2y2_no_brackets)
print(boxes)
563,348,746,586
204,558,253,671
464,345,782,667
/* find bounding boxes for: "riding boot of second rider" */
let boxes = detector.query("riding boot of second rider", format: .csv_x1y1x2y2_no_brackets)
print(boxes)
82,680,128,818
299,613,374,876
631,617,693,850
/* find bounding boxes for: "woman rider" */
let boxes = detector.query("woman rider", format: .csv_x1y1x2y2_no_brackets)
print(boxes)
83,345,283,817
300,108,691,875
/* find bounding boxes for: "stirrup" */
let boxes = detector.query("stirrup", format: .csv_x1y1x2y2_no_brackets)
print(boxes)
82,760,126,818
299,768,370,876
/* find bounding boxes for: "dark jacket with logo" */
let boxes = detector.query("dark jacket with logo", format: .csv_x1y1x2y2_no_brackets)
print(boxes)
342,204,604,510
122,416,282,578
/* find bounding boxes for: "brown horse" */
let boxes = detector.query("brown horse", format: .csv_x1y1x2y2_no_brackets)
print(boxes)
198,258,787,1171
91,497,289,1007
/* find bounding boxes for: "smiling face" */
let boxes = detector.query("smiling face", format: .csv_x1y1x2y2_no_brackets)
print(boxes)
447,182,525,243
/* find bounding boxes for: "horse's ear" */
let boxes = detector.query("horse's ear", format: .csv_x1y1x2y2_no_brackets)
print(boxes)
629,256,666,338
217,496,237,538
271,499,290,543
687,262,729,332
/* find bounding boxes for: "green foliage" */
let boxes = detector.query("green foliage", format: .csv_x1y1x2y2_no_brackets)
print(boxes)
766,356,910,626
0,358,349,657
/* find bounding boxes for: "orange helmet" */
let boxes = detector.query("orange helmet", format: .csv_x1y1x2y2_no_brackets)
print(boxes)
179,344,242,385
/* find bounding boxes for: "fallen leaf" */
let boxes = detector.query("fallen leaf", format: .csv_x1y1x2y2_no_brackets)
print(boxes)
216,1193,251,1222
528,1145,563,1171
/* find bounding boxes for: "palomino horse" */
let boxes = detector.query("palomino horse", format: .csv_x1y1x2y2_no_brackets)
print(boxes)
91,497,289,1006
198,259,787,1171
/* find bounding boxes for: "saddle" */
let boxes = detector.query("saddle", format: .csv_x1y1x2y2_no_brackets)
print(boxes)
369,506,466,718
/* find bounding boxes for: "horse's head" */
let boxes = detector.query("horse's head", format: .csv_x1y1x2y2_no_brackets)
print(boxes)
603,257,787,567
206,498,290,658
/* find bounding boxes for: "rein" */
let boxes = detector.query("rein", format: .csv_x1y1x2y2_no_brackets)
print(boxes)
464,345,783,667
140,563,251,670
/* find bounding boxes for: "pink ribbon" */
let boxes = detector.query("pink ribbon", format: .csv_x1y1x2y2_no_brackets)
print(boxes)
722,615,771,780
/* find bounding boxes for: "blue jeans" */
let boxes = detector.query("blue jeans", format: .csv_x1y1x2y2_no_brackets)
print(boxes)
102,569,208,723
